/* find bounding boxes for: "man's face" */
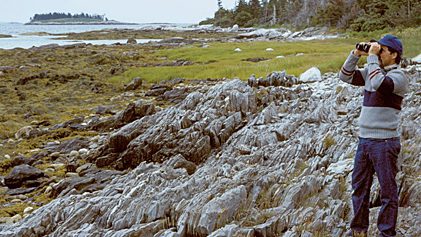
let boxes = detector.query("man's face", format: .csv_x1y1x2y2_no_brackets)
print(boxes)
379,45,397,67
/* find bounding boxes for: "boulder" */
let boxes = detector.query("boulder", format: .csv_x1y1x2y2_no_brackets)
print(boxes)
15,126,42,139
412,54,421,63
4,164,44,189
231,24,239,32
299,67,322,82
124,77,143,91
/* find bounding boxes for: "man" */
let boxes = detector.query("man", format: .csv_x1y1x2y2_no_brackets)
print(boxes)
339,34,409,237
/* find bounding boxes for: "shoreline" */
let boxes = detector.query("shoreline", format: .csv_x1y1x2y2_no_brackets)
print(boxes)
25,22,139,26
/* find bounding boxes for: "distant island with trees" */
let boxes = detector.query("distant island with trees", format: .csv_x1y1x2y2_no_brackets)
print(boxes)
26,12,138,25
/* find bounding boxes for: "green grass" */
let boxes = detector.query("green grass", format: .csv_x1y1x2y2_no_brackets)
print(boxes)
110,27,420,84
109,39,354,84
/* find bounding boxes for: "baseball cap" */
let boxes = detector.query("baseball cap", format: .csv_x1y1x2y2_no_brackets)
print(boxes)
378,34,403,55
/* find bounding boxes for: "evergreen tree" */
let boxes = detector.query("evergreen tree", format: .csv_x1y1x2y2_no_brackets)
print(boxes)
218,0,223,9
249,0,262,19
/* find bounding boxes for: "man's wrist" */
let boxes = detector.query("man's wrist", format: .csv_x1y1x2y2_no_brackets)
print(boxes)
353,50,361,57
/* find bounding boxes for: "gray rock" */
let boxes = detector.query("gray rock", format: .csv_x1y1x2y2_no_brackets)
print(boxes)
299,67,322,82
1,67,420,236
127,38,137,44
124,77,143,91
412,54,421,63
4,164,44,189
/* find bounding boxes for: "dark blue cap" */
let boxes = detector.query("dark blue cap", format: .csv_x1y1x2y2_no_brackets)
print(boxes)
378,34,403,55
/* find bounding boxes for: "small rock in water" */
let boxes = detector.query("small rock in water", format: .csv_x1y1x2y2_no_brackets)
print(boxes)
126,38,137,44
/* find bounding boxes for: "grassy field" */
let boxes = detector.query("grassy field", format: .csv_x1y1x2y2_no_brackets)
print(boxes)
110,27,421,84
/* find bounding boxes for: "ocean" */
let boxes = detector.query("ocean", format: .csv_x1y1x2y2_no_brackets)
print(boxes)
0,22,191,49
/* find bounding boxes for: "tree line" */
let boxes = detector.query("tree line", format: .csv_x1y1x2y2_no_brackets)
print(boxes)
30,13,108,22
201,0,421,31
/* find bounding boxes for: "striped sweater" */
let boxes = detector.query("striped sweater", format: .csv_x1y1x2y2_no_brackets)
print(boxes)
339,51,409,139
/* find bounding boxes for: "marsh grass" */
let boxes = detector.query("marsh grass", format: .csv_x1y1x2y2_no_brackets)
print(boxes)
110,39,354,84
110,27,420,84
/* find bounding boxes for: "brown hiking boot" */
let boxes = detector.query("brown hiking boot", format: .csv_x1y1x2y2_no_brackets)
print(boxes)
352,231,367,237
346,230,368,237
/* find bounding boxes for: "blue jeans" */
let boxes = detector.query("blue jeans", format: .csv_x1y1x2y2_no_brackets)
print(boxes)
350,137,401,237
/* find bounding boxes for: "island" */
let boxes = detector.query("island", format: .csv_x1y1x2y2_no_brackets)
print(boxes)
25,12,138,25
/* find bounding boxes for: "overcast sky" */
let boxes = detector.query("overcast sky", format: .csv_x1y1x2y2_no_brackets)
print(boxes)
0,0,237,23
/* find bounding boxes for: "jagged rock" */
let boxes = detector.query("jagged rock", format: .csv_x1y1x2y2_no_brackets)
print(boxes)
124,77,143,91
237,28,291,39
4,164,44,189
157,87,190,103
93,105,115,115
146,85,171,96
90,100,156,132
50,137,89,154
50,169,122,198
166,155,197,175
1,67,420,237
51,116,85,130
14,126,42,139
197,186,247,235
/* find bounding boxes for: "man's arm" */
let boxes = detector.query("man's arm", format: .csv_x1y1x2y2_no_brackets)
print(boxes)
366,44,408,95
339,50,366,86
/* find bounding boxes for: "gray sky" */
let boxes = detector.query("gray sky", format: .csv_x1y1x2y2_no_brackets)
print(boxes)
0,0,237,23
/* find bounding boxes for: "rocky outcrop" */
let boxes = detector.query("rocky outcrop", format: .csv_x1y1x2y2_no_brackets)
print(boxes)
124,77,142,91
1,65,420,237
4,165,45,189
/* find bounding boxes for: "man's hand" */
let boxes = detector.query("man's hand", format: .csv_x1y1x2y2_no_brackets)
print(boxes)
353,42,368,57
368,42,381,56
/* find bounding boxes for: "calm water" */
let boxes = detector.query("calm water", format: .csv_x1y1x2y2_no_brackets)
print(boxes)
0,22,191,49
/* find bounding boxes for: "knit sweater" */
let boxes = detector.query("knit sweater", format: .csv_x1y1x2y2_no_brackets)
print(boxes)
339,51,409,139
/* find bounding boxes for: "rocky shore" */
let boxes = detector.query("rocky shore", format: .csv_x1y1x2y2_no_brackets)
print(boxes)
0,61,420,236
0,26,420,236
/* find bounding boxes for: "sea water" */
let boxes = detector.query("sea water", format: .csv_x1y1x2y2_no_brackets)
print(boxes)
0,22,192,49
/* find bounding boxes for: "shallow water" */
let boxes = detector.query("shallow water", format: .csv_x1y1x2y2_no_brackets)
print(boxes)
0,22,189,49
